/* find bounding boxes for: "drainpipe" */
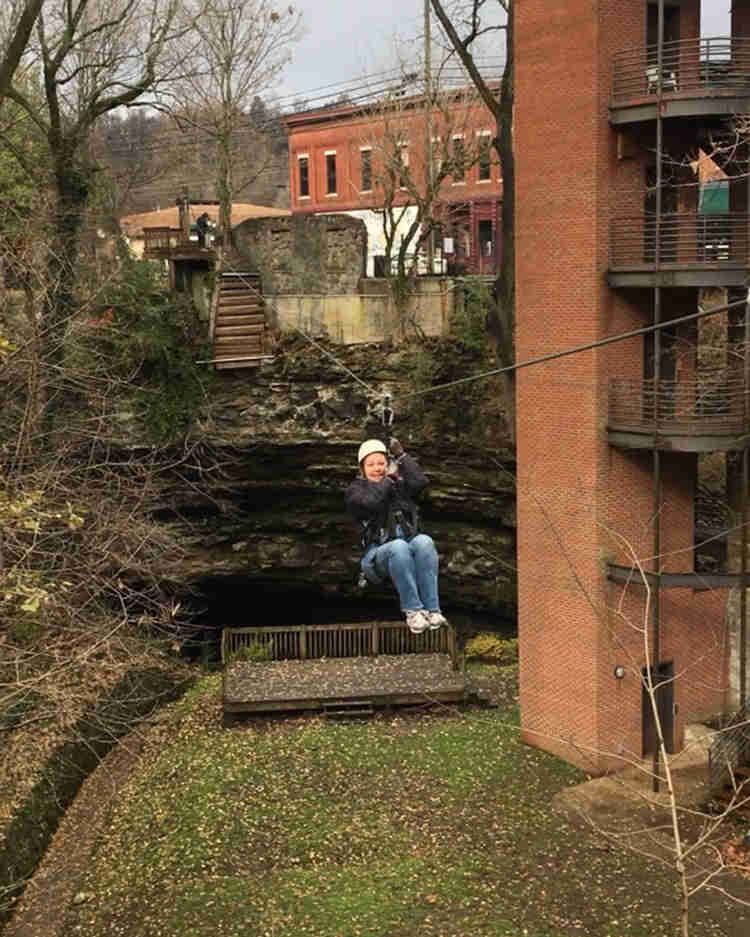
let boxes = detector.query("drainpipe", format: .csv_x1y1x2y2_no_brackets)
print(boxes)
424,0,434,275
651,0,665,794
741,284,749,710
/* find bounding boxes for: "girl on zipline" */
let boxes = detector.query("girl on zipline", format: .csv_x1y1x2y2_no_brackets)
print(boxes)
345,437,448,635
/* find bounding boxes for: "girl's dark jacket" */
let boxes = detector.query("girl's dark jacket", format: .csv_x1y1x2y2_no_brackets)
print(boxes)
344,454,428,549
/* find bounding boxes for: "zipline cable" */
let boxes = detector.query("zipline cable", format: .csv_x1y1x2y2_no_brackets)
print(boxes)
202,267,747,419
400,294,750,401
292,327,379,395
196,266,379,395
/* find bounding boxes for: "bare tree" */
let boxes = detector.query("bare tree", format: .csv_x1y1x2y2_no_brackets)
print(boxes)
89,110,169,224
163,0,301,249
0,231,205,919
0,0,44,101
519,471,750,936
359,69,491,337
3,0,181,421
430,0,515,437
598,535,750,937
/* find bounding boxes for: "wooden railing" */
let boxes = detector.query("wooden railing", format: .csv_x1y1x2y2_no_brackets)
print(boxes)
612,36,750,105
608,376,749,435
610,213,749,268
221,622,458,668
142,226,185,258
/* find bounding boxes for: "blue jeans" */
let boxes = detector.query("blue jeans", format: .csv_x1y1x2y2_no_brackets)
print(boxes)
362,534,441,613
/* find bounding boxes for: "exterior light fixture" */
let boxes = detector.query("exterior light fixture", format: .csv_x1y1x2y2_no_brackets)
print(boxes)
613,665,626,679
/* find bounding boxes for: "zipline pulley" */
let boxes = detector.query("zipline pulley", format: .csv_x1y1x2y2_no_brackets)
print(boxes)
382,393,394,449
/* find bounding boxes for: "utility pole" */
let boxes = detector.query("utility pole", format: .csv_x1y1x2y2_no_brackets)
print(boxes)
424,0,434,274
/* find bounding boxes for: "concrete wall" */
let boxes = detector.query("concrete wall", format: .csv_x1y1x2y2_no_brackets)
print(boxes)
266,278,455,344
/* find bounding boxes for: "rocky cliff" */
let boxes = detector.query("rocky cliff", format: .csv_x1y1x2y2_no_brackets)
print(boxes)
146,335,517,633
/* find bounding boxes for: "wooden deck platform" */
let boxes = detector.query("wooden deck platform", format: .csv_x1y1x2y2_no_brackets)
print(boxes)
223,653,468,716
221,621,457,665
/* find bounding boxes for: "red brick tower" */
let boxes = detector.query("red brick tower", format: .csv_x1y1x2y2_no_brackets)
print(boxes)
515,0,748,771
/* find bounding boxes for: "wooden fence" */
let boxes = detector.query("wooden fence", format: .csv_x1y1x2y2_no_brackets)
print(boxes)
221,622,457,668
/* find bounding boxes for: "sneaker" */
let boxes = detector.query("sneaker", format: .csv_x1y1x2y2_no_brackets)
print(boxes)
426,611,448,630
405,610,428,634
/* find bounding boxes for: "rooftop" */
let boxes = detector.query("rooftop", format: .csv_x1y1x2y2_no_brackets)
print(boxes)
120,202,290,238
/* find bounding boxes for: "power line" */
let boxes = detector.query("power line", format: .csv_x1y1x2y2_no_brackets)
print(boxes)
270,57,505,109
98,61,504,163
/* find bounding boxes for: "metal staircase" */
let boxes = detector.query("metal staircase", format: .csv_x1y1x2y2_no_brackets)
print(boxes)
212,272,269,369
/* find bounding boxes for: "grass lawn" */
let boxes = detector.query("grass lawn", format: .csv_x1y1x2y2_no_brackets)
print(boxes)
60,665,750,937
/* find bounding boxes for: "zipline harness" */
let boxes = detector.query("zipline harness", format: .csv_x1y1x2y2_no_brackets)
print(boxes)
357,393,420,589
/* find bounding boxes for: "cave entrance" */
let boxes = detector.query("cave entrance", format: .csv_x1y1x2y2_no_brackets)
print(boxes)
183,576,399,659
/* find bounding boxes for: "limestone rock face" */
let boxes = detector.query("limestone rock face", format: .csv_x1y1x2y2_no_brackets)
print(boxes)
150,336,516,623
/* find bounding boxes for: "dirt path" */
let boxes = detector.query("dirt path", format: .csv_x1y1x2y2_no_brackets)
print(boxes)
4,730,148,937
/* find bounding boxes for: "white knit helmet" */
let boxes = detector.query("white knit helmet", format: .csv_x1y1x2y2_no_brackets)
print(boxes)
357,438,387,465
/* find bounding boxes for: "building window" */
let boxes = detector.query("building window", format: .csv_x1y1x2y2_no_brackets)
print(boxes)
398,141,409,189
325,151,337,195
360,147,372,191
452,135,465,183
478,133,491,181
298,155,309,197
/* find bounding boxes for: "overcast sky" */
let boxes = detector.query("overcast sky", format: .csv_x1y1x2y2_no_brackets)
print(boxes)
277,0,441,103
276,1,733,106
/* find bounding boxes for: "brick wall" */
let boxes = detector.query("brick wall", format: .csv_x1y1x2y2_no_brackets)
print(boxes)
516,0,726,772
732,2,750,37
286,98,502,214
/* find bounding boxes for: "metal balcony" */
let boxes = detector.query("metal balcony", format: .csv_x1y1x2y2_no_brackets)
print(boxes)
611,37,750,124
609,213,749,287
608,376,750,451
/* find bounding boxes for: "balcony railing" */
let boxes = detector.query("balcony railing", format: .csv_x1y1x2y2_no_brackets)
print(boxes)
610,213,749,269
609,376,749,436
612,36,750,105
143,226,184,258
143,226,213,259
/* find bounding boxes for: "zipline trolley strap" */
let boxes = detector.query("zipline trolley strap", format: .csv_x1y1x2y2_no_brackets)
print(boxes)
382,393,394,450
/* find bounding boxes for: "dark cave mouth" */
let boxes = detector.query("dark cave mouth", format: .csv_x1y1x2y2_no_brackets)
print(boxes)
180,576,399,659
189,576,399,628
180,575,514,659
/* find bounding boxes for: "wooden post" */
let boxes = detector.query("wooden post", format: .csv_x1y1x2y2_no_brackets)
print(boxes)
300,625,307,660
177,193,190,243
741,291,749,709
424,0,434,275
371,622,379,657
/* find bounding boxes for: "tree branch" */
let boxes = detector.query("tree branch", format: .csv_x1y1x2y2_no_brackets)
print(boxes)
0,0,45,101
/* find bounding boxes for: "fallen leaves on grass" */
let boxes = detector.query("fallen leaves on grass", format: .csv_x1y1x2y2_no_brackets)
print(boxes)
721,837,750,877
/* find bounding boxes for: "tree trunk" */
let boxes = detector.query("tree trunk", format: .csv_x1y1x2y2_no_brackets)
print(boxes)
218,136,233,252
41,148,89,432
429,0,516,443
491,3,516,444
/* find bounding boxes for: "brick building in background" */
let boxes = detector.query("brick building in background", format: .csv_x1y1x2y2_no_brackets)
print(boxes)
284,90,502,277
516,0,750,772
